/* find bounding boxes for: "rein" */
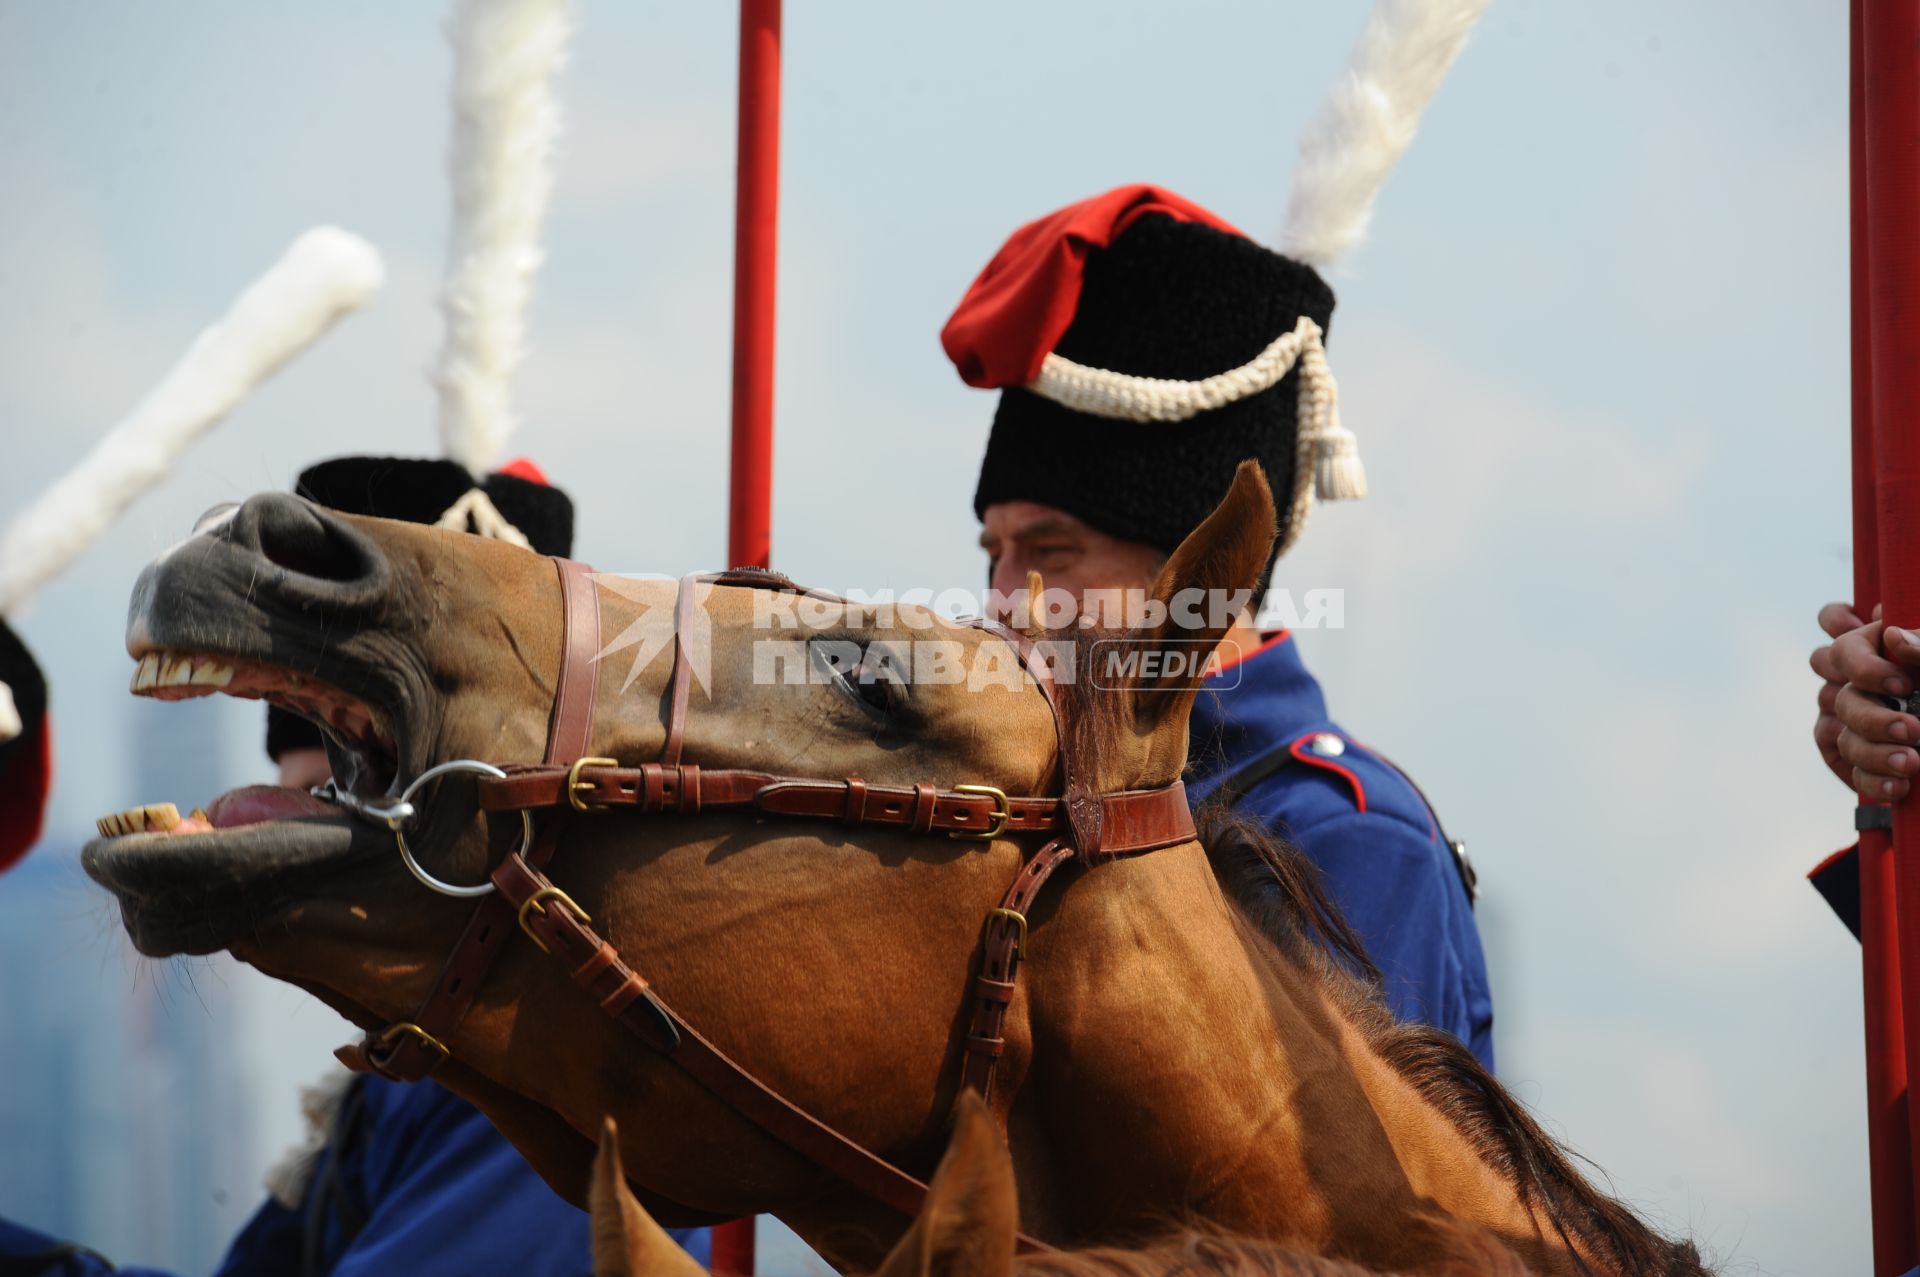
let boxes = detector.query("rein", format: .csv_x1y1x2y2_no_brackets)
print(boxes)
332,558,1196,1241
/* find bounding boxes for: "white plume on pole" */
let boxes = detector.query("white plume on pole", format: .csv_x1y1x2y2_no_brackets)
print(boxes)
1278,0,1490,268
433,0,574,476
0,227,385,617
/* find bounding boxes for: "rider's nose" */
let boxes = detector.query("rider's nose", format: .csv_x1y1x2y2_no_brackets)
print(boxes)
989,558,1027,614
220,492,387,597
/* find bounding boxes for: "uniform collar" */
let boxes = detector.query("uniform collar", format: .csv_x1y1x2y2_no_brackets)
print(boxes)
1185,631,1329,785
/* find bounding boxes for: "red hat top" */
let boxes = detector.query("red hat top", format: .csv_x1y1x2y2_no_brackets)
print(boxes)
940,185,1245,390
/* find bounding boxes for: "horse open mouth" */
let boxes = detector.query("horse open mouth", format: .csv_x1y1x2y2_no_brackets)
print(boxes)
81,646,402,956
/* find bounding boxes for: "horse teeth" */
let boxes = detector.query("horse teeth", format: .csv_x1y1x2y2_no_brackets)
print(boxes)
189,662,233,687
95,803,182,838
131,653,160,692
161,657,193,687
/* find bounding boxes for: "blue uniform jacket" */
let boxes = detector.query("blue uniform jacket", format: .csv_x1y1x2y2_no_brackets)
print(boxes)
1185,633,1496,1070
1,1078,709,1277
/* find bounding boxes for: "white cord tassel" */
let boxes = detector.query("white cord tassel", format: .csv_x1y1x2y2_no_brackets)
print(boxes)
1279,0,1490,267
433,0,574,475
1296,337,1365,501
0,228,384,618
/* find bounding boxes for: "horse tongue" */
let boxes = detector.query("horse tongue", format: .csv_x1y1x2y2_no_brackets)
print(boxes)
206,785,339,829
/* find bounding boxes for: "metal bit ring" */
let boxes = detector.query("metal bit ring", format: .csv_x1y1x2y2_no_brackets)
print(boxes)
390,760,532,898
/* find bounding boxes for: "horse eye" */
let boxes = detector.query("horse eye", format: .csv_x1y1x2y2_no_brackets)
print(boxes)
844,663,895,716
811,640,899,721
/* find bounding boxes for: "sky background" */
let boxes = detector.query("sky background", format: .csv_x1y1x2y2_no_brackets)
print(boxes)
0,2,1864,1273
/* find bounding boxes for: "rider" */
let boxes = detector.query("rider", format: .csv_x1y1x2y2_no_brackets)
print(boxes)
0,457,708,1277
944,185,1495,1068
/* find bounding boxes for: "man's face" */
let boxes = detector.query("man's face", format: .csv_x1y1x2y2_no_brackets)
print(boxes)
979,501,1165,608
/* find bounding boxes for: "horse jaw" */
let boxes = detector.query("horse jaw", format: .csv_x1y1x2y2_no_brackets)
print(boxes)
267,973,735,1229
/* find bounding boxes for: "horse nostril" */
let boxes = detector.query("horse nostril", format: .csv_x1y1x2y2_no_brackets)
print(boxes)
230,493,379,588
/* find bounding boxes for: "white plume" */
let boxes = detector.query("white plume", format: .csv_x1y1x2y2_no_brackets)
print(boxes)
433,0,574,475
0,227,384,617
1278,0,1490,268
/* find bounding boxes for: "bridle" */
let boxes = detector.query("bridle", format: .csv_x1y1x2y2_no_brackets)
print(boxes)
330,557,1198,1240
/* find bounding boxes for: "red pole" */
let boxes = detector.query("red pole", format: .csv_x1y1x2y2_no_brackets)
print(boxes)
714,5,780,1271
1863,0,1920,1242
1854,2,1918,1269
727,0,781,573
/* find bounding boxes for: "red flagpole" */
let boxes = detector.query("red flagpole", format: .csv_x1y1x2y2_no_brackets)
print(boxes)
1854,2,1918,1269
728,0,781,574
1862,0,1920,1250
715,2,780,1271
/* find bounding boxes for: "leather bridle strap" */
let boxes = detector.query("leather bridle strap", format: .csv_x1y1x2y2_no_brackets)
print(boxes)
339,557,603,1081
958,839,1077,1100
477,765,1192,844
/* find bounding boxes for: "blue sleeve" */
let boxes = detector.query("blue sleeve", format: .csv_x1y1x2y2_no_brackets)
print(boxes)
324,1084,598,1277
1286,809,1495,1072
209,1199,304,1277
0,1213,189,1275
0,1217,183,1277
325,1083,709,1277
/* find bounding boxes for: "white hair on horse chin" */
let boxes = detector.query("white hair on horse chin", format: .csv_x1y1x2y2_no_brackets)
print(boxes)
433,0,575,476
0,227,383,618
1277,0,1491,269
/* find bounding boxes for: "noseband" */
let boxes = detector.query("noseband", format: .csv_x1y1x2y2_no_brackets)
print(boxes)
334,557,1197,1237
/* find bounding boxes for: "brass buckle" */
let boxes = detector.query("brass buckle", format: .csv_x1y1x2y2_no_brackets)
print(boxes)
951,783,1010,841
567,757,620,813
986,907,1028,958
376,1021,450,1069
517,885,591,952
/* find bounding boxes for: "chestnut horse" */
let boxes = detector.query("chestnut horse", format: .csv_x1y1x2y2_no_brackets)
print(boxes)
84,467,1707,1275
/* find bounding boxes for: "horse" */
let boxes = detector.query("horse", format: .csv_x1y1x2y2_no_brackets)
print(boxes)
83,465,1709,1275
591,1094,1539,1277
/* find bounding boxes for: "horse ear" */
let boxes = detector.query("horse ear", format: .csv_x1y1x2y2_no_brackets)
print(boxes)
1125,461,1276,725
591,1116,709,1277
874,1091,1018,1277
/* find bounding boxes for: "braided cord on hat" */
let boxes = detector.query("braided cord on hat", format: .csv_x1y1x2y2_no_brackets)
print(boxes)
1026,316,1366,558
434,487,534,548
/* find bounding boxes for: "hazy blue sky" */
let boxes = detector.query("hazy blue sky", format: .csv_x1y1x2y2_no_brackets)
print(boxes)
0,3,1863,1272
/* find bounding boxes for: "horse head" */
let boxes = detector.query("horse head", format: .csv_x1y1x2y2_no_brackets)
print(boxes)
83,465,1277,1255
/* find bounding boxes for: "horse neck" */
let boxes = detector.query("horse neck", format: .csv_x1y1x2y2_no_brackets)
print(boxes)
1012,842,1592,1276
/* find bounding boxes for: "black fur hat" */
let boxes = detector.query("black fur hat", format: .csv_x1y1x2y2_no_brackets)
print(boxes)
944,187,1364,596
293,455,573,558
267,455,574,761
972,214,1335,564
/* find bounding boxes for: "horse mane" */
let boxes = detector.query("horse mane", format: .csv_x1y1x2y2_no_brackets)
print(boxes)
1015,1219,1535,1277
1046,630,1709,1277
1190,803,1711,1277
